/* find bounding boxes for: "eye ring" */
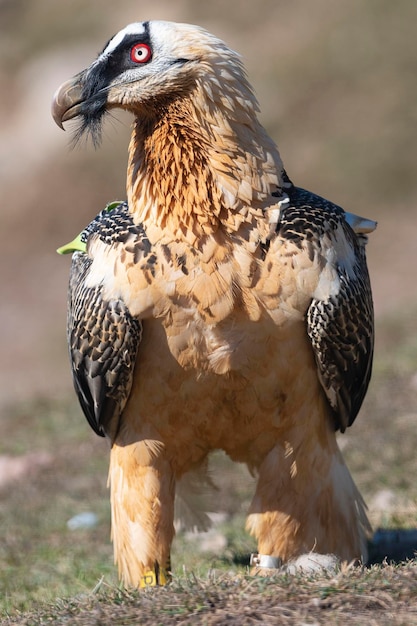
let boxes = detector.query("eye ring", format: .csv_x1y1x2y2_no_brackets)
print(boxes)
130,43,152,64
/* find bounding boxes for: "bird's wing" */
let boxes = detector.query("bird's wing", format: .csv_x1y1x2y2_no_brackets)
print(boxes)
280,186,375,432
306,253,374,432
63,202,143,439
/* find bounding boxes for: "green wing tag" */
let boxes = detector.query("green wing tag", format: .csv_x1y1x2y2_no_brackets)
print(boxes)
57,201,124,255
57,233,86,255
104,200,124,212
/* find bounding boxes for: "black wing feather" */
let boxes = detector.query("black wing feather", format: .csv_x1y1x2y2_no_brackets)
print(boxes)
68,252,142,438
65,203,144,439
306,244,374,431
282,185,375,431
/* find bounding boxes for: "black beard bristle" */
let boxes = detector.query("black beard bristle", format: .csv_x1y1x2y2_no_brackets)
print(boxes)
70,114,104,150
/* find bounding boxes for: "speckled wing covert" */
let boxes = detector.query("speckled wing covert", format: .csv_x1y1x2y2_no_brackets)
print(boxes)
280,186,375,432
66,202,142,438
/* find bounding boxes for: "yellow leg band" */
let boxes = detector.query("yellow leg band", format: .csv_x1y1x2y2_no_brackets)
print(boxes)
139,560,171,588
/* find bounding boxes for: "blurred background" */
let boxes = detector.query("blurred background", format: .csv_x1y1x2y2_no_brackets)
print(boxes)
1,0,417,609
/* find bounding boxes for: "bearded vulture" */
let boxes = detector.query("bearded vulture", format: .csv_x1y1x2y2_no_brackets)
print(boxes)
52,21,376,588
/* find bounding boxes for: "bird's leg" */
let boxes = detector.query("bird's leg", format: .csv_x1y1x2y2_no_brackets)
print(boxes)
246,418,369,567
108,432,175,588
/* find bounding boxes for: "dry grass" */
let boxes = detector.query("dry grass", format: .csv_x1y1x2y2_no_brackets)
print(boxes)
3,563,417,625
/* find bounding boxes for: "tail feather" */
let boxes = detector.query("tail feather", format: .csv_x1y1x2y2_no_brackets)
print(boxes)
175,459,218,533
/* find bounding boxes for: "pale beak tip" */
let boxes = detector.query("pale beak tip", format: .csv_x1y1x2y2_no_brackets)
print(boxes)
55,118,65,131
51,77,83,130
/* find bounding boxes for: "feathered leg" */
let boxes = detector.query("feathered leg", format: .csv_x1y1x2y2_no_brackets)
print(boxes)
246,399,370,566
108,429,175,588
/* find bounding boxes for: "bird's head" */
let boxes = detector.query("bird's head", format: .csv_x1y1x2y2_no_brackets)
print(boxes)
52,21,251,146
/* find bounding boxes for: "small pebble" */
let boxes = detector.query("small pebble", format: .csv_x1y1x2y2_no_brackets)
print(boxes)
67,512,98,530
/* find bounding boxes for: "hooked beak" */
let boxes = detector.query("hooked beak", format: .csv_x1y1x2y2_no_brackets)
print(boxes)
51,74,85,130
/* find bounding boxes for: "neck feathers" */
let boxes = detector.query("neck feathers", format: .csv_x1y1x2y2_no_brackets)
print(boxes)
127,63,284,244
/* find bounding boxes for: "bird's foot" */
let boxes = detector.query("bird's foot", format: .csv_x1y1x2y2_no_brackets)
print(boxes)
250,552,341,577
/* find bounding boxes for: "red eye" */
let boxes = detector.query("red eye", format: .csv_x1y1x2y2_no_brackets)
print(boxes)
130,43,152,64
